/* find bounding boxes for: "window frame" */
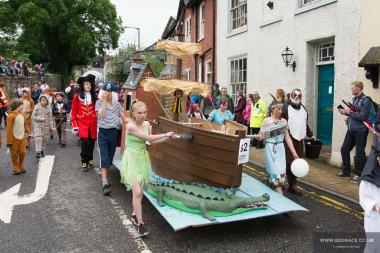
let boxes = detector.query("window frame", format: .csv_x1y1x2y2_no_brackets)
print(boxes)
184,16,192,43
316,41,335,65
205,60,212,84
229,56,247,102
230,0,248,32
198,2,205,41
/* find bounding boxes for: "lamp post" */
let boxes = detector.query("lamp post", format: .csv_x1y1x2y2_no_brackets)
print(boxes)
281,46,296,72
124,26,141,50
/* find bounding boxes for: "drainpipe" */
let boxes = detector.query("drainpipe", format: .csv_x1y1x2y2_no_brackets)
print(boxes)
212,0,216,84
194,6,198,81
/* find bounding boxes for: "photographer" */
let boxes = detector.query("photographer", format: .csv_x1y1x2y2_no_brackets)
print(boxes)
338,81,371,182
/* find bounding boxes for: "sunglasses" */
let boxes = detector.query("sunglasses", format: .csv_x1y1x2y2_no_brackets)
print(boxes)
291,93,302,99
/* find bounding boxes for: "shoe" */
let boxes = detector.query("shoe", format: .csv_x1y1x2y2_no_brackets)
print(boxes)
50,135,53,140
0,126,3,129
128,215,139,226
81,163,89,172
102,184,111,196
36,152,41,160
137,224,149,237
288,187,303,196
336,172,350,178
41,151,45,157
13,171,22,175
61,143,66,147
351,175,361,183
20,170,26,174
87,161,94,169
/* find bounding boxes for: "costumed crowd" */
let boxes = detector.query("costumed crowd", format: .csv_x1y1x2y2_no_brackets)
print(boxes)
1,77,379,242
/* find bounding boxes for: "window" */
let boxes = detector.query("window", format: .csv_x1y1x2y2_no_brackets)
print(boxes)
205,60,212,84
185,17,191,43
230,57,247,102
231,0,247,31
317,42,335,63
299,0,319,7
198,63,203,82
199,2,205,40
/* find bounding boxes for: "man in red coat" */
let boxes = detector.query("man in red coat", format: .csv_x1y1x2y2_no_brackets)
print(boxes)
71,74,98,171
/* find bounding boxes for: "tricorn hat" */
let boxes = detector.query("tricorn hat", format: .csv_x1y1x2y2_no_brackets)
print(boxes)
77,74,96,86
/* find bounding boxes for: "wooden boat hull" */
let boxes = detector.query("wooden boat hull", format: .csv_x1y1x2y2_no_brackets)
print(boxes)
147,117,247,188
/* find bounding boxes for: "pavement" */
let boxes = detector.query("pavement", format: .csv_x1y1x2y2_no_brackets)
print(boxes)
0,127,367,252
249,146,360,204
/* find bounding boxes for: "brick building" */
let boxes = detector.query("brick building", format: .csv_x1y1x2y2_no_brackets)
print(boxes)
175,0,217,84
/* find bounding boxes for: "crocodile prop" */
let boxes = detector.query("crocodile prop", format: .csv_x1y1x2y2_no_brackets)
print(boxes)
145,182,270,221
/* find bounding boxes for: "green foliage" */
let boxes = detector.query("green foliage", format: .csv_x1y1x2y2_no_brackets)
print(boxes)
144,51,165,77
0,0,123,78
109,44,136,72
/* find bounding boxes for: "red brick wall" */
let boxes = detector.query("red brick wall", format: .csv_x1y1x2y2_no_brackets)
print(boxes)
181,0,216,84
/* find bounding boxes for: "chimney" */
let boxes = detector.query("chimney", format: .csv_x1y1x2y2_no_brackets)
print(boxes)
132,53,144,64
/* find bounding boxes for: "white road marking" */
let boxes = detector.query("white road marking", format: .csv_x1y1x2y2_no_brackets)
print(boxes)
0,156,55,223
93,165,152,253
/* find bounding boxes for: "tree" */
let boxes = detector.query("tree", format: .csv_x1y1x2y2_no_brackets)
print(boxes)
0,0,123,79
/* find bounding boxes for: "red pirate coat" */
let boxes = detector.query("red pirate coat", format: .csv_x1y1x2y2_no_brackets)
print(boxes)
71,93,97,139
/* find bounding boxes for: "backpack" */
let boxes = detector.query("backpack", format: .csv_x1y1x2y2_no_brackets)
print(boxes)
359,96,378,125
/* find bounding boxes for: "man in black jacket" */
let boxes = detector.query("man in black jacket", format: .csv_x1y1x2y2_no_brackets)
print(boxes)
338,81,371,182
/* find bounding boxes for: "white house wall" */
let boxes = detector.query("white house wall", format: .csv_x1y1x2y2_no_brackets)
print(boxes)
217,0,363,166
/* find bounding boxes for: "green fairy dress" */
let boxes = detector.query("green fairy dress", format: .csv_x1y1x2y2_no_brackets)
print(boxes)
120,126,152,190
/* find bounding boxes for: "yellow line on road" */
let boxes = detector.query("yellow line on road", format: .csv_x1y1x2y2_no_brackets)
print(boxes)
243,164,364,220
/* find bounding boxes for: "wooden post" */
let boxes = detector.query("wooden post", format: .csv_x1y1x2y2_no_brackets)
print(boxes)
174,32,184,122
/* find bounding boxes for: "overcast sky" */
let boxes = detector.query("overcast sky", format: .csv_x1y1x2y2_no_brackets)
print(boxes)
110,0,179,51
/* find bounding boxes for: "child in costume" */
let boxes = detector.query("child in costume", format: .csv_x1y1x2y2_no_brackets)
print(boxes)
96,83,127,195
52,92,68,147
121,101,176,237
71,74,97,171
32,94,55,159
20,87,35,148
6,99,27,175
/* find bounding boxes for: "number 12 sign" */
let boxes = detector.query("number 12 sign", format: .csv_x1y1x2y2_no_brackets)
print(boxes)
238,138,250,165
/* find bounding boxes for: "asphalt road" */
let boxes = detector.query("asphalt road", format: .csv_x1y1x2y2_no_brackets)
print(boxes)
0,128,366,253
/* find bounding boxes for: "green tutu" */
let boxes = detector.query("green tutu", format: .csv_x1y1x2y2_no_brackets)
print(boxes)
120,134,152,190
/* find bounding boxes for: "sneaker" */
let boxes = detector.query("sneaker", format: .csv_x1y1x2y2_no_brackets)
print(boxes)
336,172,350,178
128,215,139,226
81,163,89,172
61,143,66,147
41,151,45,157
137,224,149,237
102,184,111,196
351,175,361,183
36,152,41,160
13,171,22,175
87,161,94,169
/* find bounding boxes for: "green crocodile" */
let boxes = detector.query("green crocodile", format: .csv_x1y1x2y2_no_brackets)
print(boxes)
145,182,270,221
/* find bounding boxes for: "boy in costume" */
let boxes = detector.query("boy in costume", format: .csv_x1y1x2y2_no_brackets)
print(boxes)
52,92,69,147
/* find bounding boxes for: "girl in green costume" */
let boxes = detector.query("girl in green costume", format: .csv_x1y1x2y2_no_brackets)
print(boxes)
121,101,176,237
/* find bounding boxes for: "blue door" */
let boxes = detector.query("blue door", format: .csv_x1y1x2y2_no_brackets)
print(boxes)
317,65,334,145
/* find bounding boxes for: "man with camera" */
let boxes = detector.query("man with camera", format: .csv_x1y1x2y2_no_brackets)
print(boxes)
338,81,371,183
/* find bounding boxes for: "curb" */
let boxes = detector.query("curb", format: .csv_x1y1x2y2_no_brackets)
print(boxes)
248,159,360,206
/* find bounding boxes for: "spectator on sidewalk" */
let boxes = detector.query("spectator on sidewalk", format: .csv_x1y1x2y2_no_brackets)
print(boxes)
250,90,267,148
208,97,233,125
234,90,246,125
253,101,299,195
337,81,371,183
243,94,254,135
282,88,315,195
6,99,28,175
359,109,380,251
190,103,205,120
216,86,234,113
267,89,286,116
39,77,49,92
199,88,215,119
0,82,9,129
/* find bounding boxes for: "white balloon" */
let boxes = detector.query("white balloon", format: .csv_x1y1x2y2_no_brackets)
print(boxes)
291,158,309,178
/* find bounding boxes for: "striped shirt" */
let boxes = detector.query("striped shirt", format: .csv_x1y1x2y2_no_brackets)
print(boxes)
95,100,124,129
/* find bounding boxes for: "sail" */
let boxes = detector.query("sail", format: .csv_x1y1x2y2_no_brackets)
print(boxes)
157,40,202,58
142,78,208,96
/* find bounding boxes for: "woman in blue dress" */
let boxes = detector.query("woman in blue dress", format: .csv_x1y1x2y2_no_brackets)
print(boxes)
208,97,233,125
254,102,299,195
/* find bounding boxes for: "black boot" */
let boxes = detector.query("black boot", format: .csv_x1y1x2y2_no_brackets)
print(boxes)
36,152,41,160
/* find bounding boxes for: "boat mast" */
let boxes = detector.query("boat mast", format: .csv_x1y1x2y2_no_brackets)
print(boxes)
174,31,184,122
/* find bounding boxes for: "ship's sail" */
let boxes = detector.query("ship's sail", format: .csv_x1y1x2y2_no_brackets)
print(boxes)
142,78,208,96
157,40,201,58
